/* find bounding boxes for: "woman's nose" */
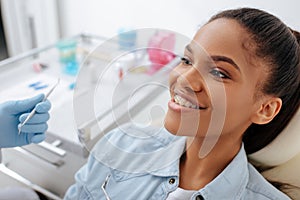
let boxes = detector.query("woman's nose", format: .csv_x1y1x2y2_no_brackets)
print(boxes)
177,67,205,93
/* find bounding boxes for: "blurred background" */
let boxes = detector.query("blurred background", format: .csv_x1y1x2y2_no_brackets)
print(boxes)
0,0,299,60
0,1,300,199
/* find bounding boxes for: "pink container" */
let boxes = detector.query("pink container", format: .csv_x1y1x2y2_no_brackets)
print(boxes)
147,31,176,75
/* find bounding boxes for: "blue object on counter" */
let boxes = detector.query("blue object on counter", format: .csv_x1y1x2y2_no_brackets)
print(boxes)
56,39,79,75
28,81,49,90
64,61,79,76
118,28,137,50
69,82,76,90
56,39,77,63
34,85,49,90
28,81,42,87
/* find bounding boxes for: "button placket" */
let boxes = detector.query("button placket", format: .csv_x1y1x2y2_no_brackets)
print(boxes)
168,178,176,185
195,194,205,200
166,177,178,191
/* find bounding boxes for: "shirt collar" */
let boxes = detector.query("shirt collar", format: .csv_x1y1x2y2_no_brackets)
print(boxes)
150,142,249,199
194,144,249,199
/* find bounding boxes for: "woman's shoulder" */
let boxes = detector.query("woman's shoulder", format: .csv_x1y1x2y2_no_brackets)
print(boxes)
245,163,291,199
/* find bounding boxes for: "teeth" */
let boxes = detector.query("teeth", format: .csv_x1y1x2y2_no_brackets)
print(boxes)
174,95,200,109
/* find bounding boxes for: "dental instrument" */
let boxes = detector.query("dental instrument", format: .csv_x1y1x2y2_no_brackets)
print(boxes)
18,78,60,134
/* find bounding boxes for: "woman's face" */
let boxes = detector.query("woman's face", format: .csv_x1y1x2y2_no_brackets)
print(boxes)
164,18,268,140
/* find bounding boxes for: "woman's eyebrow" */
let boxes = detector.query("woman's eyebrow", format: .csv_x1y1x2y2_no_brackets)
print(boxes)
185,44,193,54
185,45,241,73
210,55,241,72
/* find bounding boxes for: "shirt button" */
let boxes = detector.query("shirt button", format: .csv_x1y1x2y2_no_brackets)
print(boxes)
196,195,204,200
168,178,176,184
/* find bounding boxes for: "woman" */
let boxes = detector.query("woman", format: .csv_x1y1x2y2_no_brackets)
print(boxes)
64,8,300,199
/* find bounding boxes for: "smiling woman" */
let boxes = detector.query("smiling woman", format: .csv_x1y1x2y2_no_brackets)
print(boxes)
64,8,300,200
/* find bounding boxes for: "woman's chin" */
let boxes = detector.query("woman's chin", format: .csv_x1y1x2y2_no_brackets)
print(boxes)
164,111,180,135
164,111,196,137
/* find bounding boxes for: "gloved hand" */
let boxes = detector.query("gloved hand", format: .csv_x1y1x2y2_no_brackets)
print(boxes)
0,94,51,148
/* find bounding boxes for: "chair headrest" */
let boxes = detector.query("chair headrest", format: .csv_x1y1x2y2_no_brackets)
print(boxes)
248,107,300,167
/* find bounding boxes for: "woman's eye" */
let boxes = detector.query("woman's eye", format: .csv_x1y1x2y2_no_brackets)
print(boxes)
181,57,192,65
210,68,230,79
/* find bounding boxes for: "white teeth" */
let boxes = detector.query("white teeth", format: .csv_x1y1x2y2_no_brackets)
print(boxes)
174,95,200,109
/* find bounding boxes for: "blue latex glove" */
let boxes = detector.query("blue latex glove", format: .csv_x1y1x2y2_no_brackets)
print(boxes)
0,94,51,148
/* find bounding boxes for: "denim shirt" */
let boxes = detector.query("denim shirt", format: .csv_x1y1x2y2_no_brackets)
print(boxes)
64,124,290,200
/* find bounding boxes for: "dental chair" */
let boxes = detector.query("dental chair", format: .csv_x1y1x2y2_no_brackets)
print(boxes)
249,107,300,199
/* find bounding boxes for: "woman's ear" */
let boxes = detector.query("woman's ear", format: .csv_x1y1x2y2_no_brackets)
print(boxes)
251,97,282,125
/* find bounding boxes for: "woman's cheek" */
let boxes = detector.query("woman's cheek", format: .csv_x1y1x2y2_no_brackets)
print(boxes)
169,66,186,84
169,68,180,86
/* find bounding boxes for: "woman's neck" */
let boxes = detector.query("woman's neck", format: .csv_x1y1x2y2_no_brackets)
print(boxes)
179,135,242,190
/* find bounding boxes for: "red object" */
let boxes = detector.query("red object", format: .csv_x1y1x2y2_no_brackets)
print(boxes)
33,63,48,73
118,68,124,80
147,31,176,75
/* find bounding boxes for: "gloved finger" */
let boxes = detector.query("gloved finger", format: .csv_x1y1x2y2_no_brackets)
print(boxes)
3,94,44,114
24,132,45,144
35,100,51,113
19,113,50,124
19,123,48,133
31,133,46,143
